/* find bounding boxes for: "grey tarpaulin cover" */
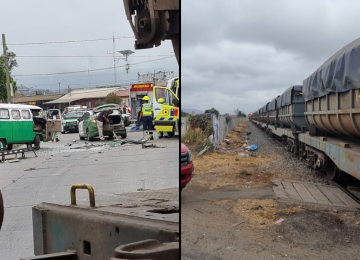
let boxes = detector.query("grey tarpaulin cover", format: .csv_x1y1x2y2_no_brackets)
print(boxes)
303,37,360,102
279,85,302,107
260,103,269,113
268,96,280,111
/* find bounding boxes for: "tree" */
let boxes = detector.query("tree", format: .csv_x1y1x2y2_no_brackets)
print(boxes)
0,48,18,102
234,108,246,117
105,92,122,104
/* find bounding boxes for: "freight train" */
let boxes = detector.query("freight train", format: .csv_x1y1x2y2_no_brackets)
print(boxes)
250,37,360,183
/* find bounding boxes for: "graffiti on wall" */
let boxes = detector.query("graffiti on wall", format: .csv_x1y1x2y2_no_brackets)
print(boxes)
212,115,220,148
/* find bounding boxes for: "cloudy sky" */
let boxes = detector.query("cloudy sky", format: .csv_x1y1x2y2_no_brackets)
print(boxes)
1,0,178,92
182,0,360,115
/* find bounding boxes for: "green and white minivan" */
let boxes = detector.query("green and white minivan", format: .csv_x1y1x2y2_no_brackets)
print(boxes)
0,104,48,150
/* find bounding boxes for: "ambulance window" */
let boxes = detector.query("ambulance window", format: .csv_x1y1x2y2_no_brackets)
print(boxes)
155,88,166,102
22,110,31,119
12,110,21,120
0,109,10,119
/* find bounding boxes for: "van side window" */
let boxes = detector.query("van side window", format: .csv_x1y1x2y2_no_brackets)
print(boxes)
0,109,10,119
11,110,21,120
22,110,31,119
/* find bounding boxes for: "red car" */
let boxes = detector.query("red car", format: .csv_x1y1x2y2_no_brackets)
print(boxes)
181,143,194,191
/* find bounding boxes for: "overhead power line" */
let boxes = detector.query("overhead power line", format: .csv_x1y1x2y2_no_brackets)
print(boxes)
13,55,174,58
13,57,174,77
0,36,133,46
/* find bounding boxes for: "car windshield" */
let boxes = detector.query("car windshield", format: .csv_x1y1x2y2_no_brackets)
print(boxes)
64,112,84,119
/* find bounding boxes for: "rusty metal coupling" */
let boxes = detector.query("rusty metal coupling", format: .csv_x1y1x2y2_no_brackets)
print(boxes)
70,184,95,207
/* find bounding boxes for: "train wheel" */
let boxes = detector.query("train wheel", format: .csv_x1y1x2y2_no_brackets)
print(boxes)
326,160,340,181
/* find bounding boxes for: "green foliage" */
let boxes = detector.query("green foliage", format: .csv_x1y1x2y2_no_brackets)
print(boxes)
105,92,122,104
181,128,207,144
204,107,219,117
35,90,42,95
0,48,18,102
188,113,214,136
234,108,246,117
225,115,231,124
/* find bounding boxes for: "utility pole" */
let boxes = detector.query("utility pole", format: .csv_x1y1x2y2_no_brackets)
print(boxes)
58,82,61,94
2,34,11,103
113,32,117,86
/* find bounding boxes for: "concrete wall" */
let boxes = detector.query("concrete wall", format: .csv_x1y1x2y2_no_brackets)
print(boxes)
181,117,189,136
212,115,244,148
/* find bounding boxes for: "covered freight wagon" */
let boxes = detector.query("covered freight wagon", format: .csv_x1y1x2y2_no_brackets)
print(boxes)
303,37,360,137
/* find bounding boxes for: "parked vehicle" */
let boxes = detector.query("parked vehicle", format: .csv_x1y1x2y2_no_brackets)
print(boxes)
181,143,193,192
0,104,60,150
153,86,179,137
62,111,86,133
78,104,127,141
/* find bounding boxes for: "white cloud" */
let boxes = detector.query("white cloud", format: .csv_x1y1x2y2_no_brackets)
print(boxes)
182,0,360,114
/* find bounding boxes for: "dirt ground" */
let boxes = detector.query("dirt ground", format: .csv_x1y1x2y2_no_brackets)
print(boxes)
181,120,360,260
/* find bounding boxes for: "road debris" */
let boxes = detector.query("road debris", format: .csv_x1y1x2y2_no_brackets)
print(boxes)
142,144,166,149
7,158,20,163
232,222,244,228
275,218,284,224
197,146,208,156
25,168,36,171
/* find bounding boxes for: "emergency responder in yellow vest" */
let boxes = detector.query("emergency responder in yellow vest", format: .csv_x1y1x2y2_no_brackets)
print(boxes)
139,96,154,141
157,98,169,139
38,110,43,117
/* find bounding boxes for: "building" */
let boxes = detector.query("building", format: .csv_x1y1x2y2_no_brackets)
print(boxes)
45,87,122,111
13,94,65,109
115,89,130,106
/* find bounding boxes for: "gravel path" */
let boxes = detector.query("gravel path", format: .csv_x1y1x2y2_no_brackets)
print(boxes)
248,121,330,184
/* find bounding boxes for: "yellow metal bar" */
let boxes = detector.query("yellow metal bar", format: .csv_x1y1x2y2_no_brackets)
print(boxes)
70,184,95,207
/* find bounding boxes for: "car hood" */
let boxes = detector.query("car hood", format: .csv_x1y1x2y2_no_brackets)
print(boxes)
63,118,79,123
181,143,189,153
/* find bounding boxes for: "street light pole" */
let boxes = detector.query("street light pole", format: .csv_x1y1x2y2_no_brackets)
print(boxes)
58,82,61,94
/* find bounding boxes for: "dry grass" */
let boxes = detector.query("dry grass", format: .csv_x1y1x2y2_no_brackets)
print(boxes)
214,199,304,228
191,120,283,189
192,148,279,189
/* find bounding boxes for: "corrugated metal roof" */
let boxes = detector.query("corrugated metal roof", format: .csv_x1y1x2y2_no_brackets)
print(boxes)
13,94,64,103
45,87,121,104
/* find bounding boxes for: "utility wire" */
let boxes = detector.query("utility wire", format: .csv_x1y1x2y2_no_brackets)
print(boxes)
0,36,133,46
13,57,174,77
13,55,174,58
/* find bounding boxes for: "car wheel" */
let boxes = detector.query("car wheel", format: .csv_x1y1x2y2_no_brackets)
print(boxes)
0,139,5,150
34,135,41,150
61,131,66,134
120,132,127,139
80,136,85,140
6,144,13,150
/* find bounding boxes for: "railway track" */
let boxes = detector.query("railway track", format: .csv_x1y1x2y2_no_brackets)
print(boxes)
258,124,360,206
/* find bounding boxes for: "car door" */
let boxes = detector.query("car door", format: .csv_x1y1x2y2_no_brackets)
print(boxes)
21,110,34,142
10,110,23,143
78,112,88,137
153,87,179,132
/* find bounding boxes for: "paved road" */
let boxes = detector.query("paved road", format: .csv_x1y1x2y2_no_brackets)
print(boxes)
0,127,179,259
